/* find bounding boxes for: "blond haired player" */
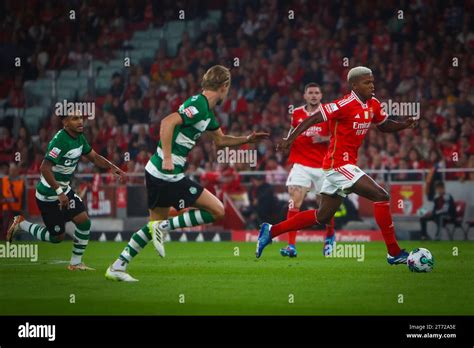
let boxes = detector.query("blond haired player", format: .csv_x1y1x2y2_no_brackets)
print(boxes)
106,65,268,281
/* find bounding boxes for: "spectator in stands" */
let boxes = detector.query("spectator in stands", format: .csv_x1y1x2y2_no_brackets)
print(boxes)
465,155,474,181
112,100,128,125
0,128,14,163
68,42,91,70
244,175,279,227
1,163,25,236
391,158,417,181
129,125,153,158
7,75,25,108
125,97,147,125
419,181,456,240
49,43,69,70
110,73,124,98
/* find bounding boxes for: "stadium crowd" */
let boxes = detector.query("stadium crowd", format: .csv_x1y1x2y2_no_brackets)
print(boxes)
1,0,473,188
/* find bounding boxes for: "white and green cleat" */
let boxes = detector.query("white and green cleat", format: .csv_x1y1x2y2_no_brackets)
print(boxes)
149,221,166,258
105,266,138,282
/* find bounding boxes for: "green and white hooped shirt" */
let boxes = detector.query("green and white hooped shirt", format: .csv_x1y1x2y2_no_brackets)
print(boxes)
145,94,220,182
36,129,92,202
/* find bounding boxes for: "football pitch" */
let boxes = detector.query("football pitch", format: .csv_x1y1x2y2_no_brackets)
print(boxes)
1,241,473,315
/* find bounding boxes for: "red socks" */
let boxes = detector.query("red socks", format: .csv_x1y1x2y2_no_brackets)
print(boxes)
271,209,320,238
272,202,399,256
287,208,299,245
325,216,335,238
373,201,401,256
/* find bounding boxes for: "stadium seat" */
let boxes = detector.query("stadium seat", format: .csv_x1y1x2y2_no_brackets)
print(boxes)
4,108,24,117
165,21,186,39
56,87,77,100
23,118,39,133
208,10,222,22
44,69,59,79
59,69,78,79
137,48,156,60
99,67,121,79
129,49,144,61
79,69,91,78
39,96,53,109
57,78,78,90
32,87,53,98
130,38,151,49
95,76,111,95
199,12,221,31
75,77,89,90
77,85,88,99
25,106,45,119
132,30,150,41
108,59,125,69
91,60,108,76
148,29,164,40
33,78,53,90
442,201,467,240
127,49,153,66
24,106,46,132
166,37,181,57
186,20,199,39
23,79,53,103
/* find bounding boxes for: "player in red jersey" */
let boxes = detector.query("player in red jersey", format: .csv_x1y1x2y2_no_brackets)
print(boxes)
256,66,419,265
280,83,336,258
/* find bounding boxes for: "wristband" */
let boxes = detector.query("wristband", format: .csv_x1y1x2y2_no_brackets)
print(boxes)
55,187,64,195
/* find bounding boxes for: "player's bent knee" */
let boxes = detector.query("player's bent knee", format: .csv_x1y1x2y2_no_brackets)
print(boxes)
317,213,331,225
376,190,390,202
211,204,225,221
213,209,225,221
288,187,305,209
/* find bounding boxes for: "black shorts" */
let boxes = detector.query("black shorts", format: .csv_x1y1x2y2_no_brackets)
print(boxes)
145,171,204,210
35,189,87,235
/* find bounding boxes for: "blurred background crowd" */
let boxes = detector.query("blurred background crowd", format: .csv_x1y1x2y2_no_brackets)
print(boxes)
0,0,473,226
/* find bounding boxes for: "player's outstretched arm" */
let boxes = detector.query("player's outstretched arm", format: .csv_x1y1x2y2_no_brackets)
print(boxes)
40,159,69,209
377,116,419,133
160,112,183,171
210,128,269,148
84,150,126,183
277,111,324,151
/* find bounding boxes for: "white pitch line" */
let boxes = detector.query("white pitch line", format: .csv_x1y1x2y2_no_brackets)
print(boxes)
0,259,70,266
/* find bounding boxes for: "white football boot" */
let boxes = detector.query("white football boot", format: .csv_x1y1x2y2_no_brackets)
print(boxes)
149,221,166,257
105,266,138,282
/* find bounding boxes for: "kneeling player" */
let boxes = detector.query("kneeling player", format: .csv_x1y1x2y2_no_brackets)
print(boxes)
106,65,268,281
281,83,334,258
7,113,126,270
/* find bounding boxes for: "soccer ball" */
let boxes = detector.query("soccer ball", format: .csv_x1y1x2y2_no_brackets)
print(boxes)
407,248,434,272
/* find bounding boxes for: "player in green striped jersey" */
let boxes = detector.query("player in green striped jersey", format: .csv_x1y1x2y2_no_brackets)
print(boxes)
106,65,268,281
7,112,126,270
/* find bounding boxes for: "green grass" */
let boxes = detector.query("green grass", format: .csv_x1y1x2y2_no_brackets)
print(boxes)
0,241,473,315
